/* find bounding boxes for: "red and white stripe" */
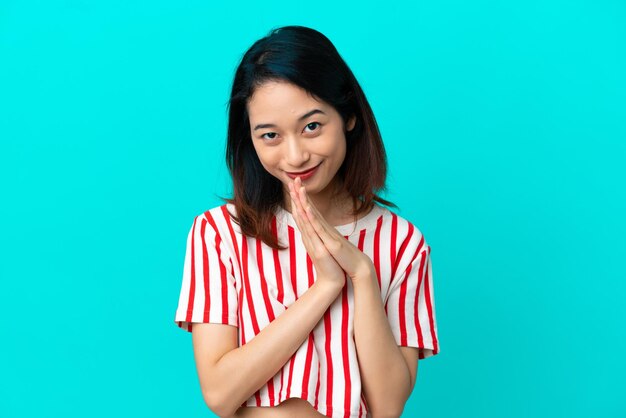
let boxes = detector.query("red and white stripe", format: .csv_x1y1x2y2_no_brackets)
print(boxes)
174,203,440,417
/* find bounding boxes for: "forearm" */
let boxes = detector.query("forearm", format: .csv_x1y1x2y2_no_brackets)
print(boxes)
215,280,341,415
353,272,412,418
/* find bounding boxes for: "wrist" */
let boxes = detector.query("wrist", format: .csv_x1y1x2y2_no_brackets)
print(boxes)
352,261,377,285
313,278,344,298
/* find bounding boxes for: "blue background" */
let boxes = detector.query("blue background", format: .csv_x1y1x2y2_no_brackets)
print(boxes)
1,1,625,417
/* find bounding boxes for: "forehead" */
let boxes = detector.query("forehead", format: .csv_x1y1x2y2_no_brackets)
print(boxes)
247,80,330,123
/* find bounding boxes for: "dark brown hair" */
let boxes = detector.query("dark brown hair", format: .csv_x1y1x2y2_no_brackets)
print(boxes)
220,25,397,250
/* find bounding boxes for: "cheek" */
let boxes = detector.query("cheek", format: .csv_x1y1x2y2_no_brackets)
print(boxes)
328,131,347,157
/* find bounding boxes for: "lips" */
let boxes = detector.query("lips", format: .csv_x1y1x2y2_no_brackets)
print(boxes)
285,162,321,179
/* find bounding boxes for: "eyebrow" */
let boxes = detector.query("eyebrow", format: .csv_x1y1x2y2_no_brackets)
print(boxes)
253,109,326,131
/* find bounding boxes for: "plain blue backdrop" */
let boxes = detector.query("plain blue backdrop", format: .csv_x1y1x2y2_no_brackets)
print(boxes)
1,1,625,417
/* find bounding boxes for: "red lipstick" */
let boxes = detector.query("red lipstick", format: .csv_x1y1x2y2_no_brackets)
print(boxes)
286,163,321,180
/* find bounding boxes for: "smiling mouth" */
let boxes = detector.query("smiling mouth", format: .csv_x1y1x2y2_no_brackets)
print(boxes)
286,163,321,176
285,163,322,181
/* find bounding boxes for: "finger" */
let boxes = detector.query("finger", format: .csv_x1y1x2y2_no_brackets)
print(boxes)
298,183,345,243
302,201,347,259
291,182,316,238
292,179,309,220
290,180,307,222
288,185,306,235
294,177,310,217
295,179,323,224
291,180,328,254
296,186,366,277
305,202,345,249
290,193,315,252
290,183,322,254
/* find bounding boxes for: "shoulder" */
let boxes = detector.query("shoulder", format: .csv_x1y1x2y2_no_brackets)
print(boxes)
197,203,236,224
380,206,429,255
380,206,426,240
191,203,240,238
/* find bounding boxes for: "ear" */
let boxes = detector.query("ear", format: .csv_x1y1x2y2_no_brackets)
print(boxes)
346,114,356,132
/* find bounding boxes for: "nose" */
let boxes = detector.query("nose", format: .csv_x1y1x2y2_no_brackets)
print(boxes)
284,136,310,168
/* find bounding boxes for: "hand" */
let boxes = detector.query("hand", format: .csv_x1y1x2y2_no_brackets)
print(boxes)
290,177,376,283
287,180,346,291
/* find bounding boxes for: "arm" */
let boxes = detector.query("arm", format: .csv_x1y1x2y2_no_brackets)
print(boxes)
285,181,414,416
195,180,348,417
285,180,437,417
353,267,413,418
193,280,342,417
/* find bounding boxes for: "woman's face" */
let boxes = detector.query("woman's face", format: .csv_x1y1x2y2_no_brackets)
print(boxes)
247,80,355,202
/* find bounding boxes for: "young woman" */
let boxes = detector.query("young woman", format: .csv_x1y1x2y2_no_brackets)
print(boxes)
174,25,440,418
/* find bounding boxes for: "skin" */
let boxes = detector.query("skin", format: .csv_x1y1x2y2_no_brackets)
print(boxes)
246,80,419,417
247,80,356,226
289,177,419,417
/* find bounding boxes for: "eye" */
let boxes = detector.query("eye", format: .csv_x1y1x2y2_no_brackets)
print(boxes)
304,122,321,133
261,132,278,141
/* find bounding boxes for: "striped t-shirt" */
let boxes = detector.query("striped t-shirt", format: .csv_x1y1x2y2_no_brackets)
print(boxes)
174,202,440,418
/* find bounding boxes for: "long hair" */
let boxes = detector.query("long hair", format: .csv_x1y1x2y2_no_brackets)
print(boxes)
221,25,396,250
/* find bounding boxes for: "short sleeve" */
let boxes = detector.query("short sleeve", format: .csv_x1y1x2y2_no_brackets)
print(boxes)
385,229,440,359
174,214,238,332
